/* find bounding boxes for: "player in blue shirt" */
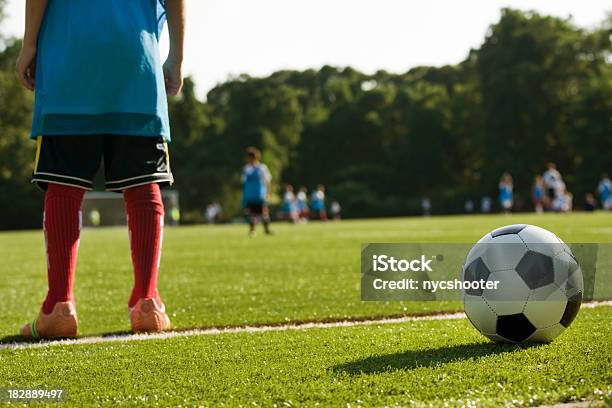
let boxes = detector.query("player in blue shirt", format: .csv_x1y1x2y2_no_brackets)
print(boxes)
532,175,545,213
16,0,184,338
242,147,273,236
281,185,299,223
310,184,328,221
498,172,514,213
296,186,310,221
598,174,612,210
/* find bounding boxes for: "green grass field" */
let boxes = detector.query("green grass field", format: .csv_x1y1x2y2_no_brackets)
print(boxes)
0,213,611,406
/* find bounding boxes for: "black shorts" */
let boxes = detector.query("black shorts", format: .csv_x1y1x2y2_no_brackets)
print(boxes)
244,202,267,216
32,135,174,191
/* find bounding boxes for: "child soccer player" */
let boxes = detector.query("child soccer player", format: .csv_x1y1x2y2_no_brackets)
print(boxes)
498,172,513,213
330,200,342,220
543,162,562,209
310,185,327,220
15,0,185,338
281,185,299,223
241,147,273,236
296,186,310,221
532,175,545,213
598,174,612,210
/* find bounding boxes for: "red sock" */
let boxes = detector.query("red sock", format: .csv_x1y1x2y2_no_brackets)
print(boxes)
124,183,164,308
42,184,85,314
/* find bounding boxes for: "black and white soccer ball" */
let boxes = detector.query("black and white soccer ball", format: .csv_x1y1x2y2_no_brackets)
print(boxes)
461,224,583,343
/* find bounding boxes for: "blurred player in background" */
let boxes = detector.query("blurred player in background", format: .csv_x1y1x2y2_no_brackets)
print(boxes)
296,186,310,221
543,162,563,209
421,197,432,216
498,172,514,213
205,202,222,224
598,174,612,210
242,147,272,236
532,175,545,213
310,185,327,220
330,200,342,220
464,199,475,213
583,193,597,212
15,0,184,339
552,182,573,212
480,196,492,213
281,185,299,223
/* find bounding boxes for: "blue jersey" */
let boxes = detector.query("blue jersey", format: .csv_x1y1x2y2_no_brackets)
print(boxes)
311,190,325,211
599,179,611,201
32,0,170,140
534,185,544,200
499,183,513,202
296,192,308,212
242,163,271,204
282,192,297,213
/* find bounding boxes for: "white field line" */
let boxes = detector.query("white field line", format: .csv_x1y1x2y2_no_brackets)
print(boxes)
2,300,611,351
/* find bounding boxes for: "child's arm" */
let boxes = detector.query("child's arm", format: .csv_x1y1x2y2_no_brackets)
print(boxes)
16,0,48,91
164,0,185,96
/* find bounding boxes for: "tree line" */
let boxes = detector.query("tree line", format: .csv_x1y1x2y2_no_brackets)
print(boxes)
0,8,610,229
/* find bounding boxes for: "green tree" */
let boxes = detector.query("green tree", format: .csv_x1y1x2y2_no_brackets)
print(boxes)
568,15,612,198
0,40,41,229
477,9,589,193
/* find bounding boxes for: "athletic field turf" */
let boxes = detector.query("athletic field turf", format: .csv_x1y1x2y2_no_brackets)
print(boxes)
0,213,610,406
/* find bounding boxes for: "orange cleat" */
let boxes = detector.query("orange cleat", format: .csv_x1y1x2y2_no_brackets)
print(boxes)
21,302,78,340
129,298,171,333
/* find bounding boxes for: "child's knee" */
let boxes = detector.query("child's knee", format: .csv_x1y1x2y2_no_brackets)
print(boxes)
123,183,164,214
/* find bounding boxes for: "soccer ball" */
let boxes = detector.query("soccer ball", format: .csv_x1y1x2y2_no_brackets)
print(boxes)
461,224,583,343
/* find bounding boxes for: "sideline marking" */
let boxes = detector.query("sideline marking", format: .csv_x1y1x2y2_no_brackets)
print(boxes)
1,301,610,350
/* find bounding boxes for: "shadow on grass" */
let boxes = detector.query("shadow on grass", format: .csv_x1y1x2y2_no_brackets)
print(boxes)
332,342,542,375
0,334,37,345
0,330,133,346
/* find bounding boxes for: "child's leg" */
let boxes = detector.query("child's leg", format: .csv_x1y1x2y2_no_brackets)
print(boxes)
42,183,85,314
123,183,164,308
261,205,272,234
249,214,257,234
244,205,256,234
320,209,328,221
